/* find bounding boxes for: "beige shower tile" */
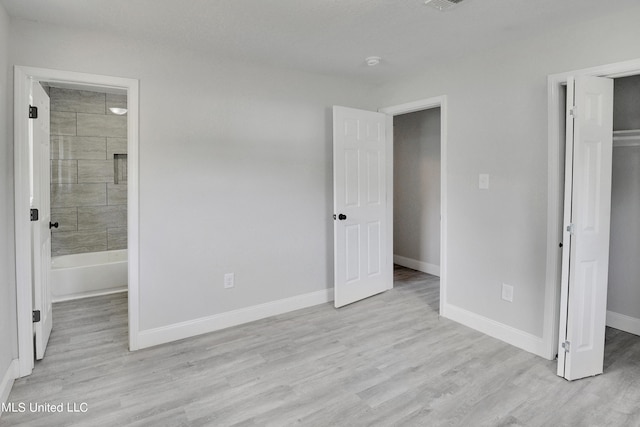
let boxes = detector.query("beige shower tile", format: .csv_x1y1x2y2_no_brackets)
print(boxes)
51,230,107,256
78,205,127,230
107,184,127,205
51,184,107,208
50,87,106,114
77,113,126,138
107,227,127,250
107,138,128,158
78,160,114,183
50,135,106,160
50,207,77,232
50,111,76,136
50,160,78,184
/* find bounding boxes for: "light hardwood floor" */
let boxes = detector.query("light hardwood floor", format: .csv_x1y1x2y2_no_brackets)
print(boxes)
4,266,640,426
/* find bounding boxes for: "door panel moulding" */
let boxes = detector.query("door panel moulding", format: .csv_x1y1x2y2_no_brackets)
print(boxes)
545,58,640,363
13,66,140,377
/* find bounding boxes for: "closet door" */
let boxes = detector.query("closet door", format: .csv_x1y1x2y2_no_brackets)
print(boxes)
558,75,614,381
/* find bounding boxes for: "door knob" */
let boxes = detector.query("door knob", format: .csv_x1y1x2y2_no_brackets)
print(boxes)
338,214,347,220
49,222,59,229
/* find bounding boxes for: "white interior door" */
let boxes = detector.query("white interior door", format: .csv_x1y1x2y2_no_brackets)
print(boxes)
333,106,390,308
558,75,614,381
31,81,53,360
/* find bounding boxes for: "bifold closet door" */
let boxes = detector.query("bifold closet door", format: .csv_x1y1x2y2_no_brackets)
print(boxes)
558,75,613,381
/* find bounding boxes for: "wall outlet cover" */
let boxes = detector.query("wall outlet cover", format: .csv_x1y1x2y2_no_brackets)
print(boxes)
501,283,513,302
224,273,235,289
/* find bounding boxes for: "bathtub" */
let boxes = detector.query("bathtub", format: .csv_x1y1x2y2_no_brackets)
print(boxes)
51,250,128,302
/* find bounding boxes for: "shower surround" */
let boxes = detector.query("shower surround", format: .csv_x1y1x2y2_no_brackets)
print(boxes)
49,87,128,257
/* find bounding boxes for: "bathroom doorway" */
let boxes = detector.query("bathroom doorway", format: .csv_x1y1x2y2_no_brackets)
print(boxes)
14,66,140,378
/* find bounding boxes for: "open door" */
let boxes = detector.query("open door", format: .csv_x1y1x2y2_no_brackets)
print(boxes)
333,106,390,308
558,75,614,381
31,81,53,360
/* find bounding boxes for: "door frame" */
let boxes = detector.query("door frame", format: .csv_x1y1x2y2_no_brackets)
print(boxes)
544,58,640,361
14,66,141,377
379,96,448,314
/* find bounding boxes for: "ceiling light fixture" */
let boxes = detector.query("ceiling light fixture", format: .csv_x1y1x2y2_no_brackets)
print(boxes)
424,0,465,12
365,56,382,67
109,107,128,115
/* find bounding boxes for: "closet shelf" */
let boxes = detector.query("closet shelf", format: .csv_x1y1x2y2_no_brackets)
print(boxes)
613,129,640,147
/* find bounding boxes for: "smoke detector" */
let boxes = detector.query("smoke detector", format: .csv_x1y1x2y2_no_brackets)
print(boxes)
365,56,382,67
425,0,465,11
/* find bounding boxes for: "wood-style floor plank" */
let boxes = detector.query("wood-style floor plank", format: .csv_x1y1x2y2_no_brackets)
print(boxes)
3,266,640,426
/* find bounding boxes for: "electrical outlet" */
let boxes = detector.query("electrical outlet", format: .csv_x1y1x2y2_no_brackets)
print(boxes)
224,273,235,289
501,283,513,302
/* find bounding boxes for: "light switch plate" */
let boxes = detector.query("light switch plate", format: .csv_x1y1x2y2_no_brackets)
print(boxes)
224,273,235,289
479,173,490,190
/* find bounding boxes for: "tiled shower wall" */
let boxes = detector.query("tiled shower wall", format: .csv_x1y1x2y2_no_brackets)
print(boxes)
49,87,128,257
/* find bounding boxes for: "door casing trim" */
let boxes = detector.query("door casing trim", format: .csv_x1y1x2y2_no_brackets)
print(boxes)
379,95,448,315
13,66,140,377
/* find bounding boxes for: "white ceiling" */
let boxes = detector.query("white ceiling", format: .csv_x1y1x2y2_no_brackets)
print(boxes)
3,0,639,83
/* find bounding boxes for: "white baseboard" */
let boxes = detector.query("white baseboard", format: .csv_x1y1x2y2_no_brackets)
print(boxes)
1,360,19,411
394,255,440,277
442,303,547,358
138,288,334,349
52,287,127,303
607,311,640,336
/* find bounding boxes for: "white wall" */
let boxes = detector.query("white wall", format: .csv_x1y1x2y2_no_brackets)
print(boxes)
393,108,440,272
374,6,640,343
0,1,18,401
8,19,378,333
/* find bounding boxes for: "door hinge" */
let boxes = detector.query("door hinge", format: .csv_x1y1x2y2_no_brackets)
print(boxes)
29,105,38,119
566,223,575,235
32,310,41,323
30,208,39,221
569,106,576,118
561,340,570,352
